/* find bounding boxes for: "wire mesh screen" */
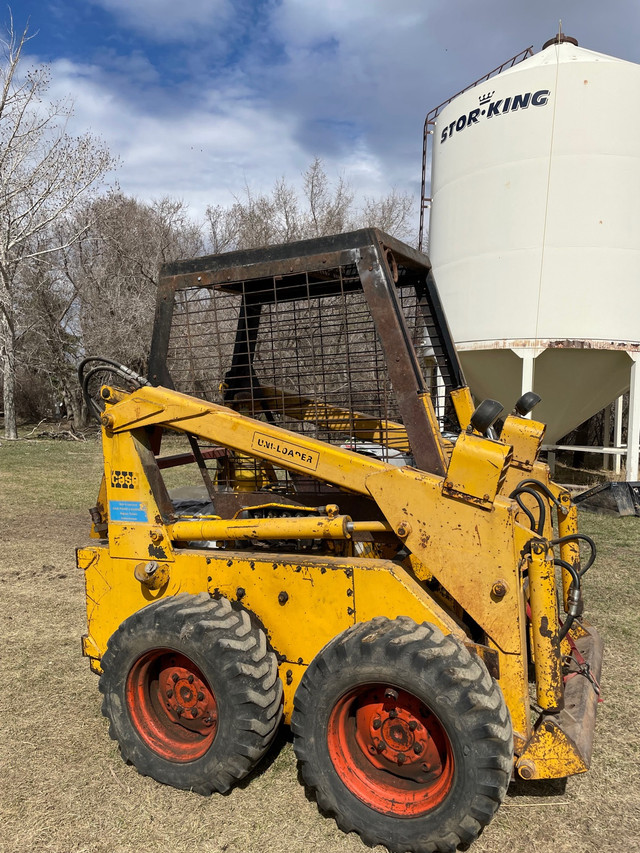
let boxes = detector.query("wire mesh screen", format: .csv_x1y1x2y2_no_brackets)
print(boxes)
408,281,459,435
165,264,455,472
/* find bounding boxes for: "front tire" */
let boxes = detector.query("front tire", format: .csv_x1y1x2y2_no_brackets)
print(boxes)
292,617,512,853
99,593,283,794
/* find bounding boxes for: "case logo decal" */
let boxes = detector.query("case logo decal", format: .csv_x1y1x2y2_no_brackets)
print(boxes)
111,470,138,489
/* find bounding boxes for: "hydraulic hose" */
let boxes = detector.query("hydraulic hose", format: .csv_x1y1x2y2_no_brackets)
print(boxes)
549,533,597,576
554,558,583,641
512,478,564,513
512,486,547,535
78,357,149,422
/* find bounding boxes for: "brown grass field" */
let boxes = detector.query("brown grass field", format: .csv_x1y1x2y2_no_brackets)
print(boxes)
1,433,639,853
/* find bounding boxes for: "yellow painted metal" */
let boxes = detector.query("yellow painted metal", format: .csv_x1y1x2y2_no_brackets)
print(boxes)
206,552,356,670
100,385,389,494
558,496,581,612
417,391,448,472
279,662,305,721
364,465,527,654
443,431,511,509
485,636,530,744
90,475,108,539
500,415,546,473
350,562,462,637
401,553,433,583
516,722,588,779
80,543,465,724
83,381,598,776
259,384,411,451
527,542,563,711
170,514,352,542
101,427,176,561
449,386,475,431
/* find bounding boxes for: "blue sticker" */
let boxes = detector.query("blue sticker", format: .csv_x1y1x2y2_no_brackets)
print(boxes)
109,500,148,523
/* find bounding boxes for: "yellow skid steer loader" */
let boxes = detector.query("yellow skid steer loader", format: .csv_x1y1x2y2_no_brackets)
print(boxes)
78,229,602,853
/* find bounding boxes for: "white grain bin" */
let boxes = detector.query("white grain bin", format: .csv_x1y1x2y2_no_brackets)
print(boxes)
428,36,640,450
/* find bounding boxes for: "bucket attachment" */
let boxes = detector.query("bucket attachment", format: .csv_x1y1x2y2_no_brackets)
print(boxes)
516,622,603,779
574,481,640,517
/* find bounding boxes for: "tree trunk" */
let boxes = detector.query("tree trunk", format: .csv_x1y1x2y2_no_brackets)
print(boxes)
62,376,84,426
1,313,18,439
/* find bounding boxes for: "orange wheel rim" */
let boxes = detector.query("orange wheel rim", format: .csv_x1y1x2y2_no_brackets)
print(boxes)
126,649,218,761
327,684,454,816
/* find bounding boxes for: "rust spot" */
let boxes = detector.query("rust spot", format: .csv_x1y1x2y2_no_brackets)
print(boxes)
539,616,554,639
148,543,167,559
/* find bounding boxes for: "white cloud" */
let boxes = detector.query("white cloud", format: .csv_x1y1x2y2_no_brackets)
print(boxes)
24,0,637,232
42,56,328,218
88,0,232,42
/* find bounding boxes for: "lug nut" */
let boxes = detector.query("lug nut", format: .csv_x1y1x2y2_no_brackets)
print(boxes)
376,742,385,753
397,754,406,765
166,688,174,698
413,742,423,755
389,709,398,719
409,720,417,731
191,709,198,718
188,674,194,684
372,718,382,730
197,691,205,702
172,673,179,683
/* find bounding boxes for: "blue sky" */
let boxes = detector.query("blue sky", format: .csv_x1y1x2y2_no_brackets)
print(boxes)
8,0,640,219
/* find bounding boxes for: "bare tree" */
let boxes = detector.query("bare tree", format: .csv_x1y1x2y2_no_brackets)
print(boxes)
360,188,416,244
303,157,354,237
52,193,202,420
204,158,415,254
0,17,115,438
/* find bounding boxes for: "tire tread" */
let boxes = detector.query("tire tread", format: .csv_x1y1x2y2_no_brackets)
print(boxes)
99,594,283,795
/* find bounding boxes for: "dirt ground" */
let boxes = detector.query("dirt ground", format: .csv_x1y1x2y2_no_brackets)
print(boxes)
1,434,639,853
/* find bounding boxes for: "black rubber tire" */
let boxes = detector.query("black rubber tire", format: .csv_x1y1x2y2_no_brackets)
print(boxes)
99,592,283,794
292,616,513,853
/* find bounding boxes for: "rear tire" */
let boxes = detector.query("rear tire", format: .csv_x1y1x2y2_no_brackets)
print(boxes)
292,616,512,853
99,593,283,794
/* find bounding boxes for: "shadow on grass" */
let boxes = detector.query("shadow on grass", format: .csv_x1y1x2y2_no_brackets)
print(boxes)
507,776,567,798
232,724,295,793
